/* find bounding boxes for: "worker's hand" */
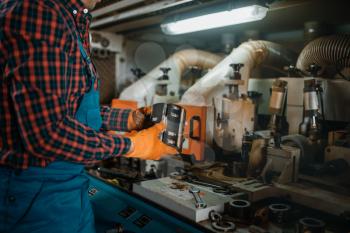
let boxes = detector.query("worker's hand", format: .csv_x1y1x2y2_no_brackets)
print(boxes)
126,122,178,160
127,106,152,131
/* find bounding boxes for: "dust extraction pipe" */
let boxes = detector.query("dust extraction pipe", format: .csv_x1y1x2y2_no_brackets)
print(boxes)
181,40,297,106
119,49,223,106
296,34,350,75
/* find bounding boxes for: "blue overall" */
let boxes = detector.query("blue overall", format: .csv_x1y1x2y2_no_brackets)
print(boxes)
0,38,101,233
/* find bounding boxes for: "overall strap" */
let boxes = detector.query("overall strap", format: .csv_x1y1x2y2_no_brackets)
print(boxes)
77,38,91,64
77,37,97,86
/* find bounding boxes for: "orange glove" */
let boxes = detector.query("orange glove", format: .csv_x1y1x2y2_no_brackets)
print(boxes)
125,122,178,160
127,106,152,131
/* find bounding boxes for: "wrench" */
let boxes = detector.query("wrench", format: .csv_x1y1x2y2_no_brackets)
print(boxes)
189,186,207,208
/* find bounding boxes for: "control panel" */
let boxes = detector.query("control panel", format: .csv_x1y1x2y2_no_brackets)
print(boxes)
87,174,205,233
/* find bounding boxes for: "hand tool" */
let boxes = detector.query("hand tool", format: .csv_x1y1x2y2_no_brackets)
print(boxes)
189,186,207,208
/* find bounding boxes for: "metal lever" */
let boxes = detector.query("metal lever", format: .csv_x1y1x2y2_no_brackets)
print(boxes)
189,186,207,208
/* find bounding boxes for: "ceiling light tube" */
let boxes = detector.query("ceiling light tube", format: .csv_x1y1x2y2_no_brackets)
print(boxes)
161,4,268,35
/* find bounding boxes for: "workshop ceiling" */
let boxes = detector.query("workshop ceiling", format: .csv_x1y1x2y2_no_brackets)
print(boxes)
92,0,350,42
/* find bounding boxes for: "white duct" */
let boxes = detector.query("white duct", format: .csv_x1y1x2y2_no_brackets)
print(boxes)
181,40,297,106
119,49,223,106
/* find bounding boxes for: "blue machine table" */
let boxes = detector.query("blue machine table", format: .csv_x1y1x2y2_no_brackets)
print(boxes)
86,174,209,233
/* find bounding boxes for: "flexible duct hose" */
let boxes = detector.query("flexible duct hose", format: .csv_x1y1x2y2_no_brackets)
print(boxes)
181,40,297,106
119,49,223,106
296,35,350,75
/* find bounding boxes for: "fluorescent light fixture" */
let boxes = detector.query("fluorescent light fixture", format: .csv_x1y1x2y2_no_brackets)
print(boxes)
161,4,268,35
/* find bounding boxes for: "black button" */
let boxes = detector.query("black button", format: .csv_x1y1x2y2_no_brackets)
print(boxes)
8,195,16,203
133,215,152,228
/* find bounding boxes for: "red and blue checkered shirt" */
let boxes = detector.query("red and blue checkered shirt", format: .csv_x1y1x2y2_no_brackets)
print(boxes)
0,0,131,169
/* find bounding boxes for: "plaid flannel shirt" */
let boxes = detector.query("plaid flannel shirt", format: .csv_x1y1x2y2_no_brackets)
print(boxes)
0,0,131,169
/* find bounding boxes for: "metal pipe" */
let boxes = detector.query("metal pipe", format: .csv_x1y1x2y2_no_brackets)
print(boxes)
296,35,350,76
181,40,297,106
119,49,223,106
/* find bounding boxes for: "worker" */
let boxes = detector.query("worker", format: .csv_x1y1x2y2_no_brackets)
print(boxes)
0,0,177,232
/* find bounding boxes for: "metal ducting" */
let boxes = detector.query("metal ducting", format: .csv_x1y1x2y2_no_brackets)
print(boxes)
181,40,297,106
119,49,223,106
296,34,350,77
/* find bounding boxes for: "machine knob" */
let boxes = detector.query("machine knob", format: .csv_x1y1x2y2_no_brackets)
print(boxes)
158,67,171,80
229,63,244,80
230,63,244,72
285,65,298,77
307,63,321,77
160,67,171,73
130,68,145,79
